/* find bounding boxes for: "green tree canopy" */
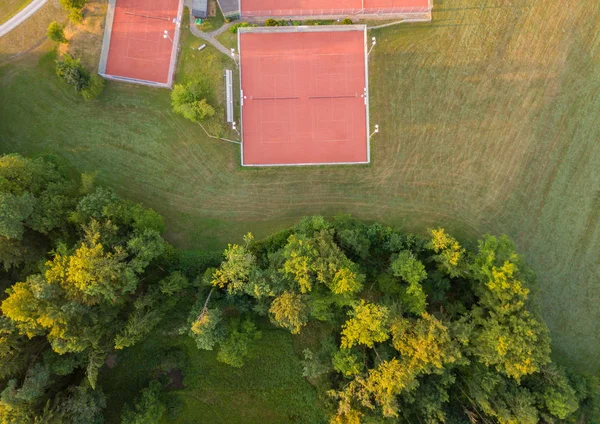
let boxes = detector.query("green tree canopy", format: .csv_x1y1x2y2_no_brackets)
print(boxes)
191,216,596,423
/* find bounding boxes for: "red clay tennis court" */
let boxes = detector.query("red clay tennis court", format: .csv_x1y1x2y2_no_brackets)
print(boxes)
240,0,432,18
100,0,182,86
239,27,369,166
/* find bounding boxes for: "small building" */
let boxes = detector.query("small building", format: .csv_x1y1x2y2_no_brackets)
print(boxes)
192,0,208,18
217,0,240,18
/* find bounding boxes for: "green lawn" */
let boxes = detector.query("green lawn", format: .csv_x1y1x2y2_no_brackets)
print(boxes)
1,0,599,374
0,0,31,24
99,322,325,423
215,29,237,51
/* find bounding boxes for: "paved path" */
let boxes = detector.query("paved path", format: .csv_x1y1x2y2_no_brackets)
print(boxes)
185,0,238,59
0,0,48,38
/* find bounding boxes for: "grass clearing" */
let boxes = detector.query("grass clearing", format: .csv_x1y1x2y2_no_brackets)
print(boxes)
0,0,32,25
1,0,599,373
99,312,325,423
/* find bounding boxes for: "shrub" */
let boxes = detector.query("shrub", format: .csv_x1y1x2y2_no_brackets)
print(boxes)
229,22,257,34
341,18,353,25
56,54,90,92
264,18,279,27
47,21,67,43
59,0,86,22
81,74,105,101
171,82,216,123
121,381,166,424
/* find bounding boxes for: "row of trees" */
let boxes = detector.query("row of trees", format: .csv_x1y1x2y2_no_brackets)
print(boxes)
0,154,190,422
189,216,600,423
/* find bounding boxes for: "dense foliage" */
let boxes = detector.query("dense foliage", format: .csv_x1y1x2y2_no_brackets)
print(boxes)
190,216,600,423
58,0,87,22
171,81,216,123
47,21,67,44
0,154,186,422
55,54,105,100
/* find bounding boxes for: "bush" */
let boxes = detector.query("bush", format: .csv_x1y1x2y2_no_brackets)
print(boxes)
121,380,166,424
56,54,90,92
171,82,215,123
341,18,353,25
81,74,105,101
264,18,279,27
59,0,86,22
229,21,257,34
68,8,83,22
47,21,67,43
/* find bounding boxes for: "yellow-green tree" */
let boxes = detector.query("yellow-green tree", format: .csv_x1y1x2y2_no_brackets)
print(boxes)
269,291,308,334
281,234,319,293
211,234,270,298
391,250,428,314
390,313,460,374
470,235,551,381
341,301,390,349
428,228,465,277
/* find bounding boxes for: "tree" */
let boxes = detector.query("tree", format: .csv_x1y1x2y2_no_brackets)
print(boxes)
269,291,308,334
216,319,261,368
281,234,319,293
59,0,86,10
280,231,364,295
53,384,106,424
391,250,428,314
186,216,594,423
81,74,105,101
301,348,328,379
470,236,551,380
390,313,460,374
171,82,215,123
428,228,464,277
332,349,362,377
47,21,67,43
190,308,223,350
159,271,189,295
0,154,78,270
121,381,166,424
115,288,172,350
0,193,35,239
56,54,90,92
341,301,389,349
0,318,29,380
210,234,270,298
59,0,86,22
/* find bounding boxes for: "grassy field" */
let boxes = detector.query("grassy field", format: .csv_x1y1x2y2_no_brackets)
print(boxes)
0,0,31,24
1,0,599,375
